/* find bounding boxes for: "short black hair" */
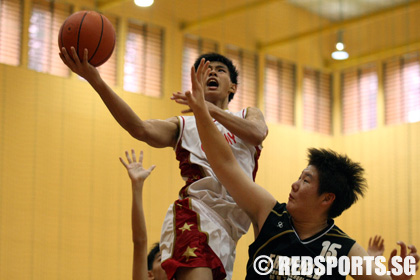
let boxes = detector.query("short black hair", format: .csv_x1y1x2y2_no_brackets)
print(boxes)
193,53,239,102
307,148,367,219
147,243,160,270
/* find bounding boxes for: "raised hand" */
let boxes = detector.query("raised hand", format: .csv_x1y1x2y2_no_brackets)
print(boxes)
368,235,385,257
183,58,210,112
389,241,419,280
119,149,156,183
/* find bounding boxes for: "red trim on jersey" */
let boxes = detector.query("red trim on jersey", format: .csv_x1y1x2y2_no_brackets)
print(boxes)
161,198,226,280
175,116,206,198
252,145,262,181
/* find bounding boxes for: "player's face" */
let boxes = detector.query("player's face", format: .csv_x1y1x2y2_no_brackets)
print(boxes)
149,251,167,280
287,165,324,218
204,61,236,103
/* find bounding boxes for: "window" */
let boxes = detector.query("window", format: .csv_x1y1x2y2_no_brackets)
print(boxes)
0,0,22,66
28,0,71,76
302,68,332,134
384,52,420,125
264,56,295,125
341,65,378,134
97,14,118,86
225,46,258,112
182,35,218,92
123,21,163,97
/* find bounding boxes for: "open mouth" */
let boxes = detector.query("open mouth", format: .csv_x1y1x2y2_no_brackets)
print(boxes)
207,78,219,90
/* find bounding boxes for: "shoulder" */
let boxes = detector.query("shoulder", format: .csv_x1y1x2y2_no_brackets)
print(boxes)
348,242,369,257
244,107,264,118
166,116,180,124
327,224,355,241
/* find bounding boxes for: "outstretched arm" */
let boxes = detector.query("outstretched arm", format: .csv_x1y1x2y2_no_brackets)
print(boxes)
120,150,156,280
185,59,276,234
59,47,178,148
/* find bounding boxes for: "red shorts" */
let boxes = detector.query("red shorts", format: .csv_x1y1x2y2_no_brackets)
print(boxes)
161,198,226,280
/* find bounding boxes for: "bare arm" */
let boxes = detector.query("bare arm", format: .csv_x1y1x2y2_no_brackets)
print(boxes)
120,150,156,280
208,105,268,146
185,59,276,233
59,47,179,148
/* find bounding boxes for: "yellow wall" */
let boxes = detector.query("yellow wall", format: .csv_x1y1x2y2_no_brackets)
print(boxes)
0,1,419,279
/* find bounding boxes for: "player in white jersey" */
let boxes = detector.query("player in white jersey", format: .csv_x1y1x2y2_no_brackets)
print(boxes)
59,49,268,280
160,108,262,280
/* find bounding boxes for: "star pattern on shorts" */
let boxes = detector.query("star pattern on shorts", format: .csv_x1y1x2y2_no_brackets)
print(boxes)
179,222,193,233
182,246,197,262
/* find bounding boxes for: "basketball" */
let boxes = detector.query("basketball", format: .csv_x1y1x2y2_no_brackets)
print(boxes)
58,11,116,67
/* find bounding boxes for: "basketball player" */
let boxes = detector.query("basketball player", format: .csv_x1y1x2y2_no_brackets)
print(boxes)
185,58,419,280
60,48,268,280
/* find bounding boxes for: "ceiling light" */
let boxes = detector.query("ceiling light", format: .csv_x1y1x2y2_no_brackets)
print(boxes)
134,0,154,7
331,30,349,60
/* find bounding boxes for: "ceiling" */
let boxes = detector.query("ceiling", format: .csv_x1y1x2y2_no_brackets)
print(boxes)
96,0,420,68
288,0,411,21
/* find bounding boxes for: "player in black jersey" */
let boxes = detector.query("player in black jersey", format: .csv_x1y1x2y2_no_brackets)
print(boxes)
183,58,419,280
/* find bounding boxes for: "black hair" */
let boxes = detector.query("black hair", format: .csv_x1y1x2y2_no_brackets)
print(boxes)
307,148,367,219
193,53,239,102
147,243,160,271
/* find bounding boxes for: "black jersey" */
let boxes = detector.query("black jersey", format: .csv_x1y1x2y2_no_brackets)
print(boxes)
246,202,356,280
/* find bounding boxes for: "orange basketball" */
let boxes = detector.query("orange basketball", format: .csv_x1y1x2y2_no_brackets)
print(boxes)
58,11,115,67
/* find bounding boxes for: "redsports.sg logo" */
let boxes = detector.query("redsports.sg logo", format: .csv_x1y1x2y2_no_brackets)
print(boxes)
253,255,417,277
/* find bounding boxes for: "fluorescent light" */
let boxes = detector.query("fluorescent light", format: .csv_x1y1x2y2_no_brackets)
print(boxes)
331,50,349,60
134,0,154,7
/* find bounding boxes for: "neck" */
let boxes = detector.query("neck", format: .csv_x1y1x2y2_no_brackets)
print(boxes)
291,217,329,240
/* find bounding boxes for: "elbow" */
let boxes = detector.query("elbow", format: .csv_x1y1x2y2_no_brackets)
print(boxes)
127,124,147,141
249,131,267,146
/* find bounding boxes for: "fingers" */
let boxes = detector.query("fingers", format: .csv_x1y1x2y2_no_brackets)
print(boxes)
388,248,397,268
83,48,88,65
125,150,132,163
409,244,417,254
60,47,75,67
70,46,81,64
181,109,193,114
148,165,156,173
369,237,373,247
131,149,137,163
138,150,143,164
119,157,128,168
171,92,189,105
171,92,188,100
397,241,408,258
379,237,384,249
123,149,147,165
409,245,419,265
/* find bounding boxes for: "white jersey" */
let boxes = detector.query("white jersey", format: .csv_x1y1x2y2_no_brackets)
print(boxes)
175,108,261,201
